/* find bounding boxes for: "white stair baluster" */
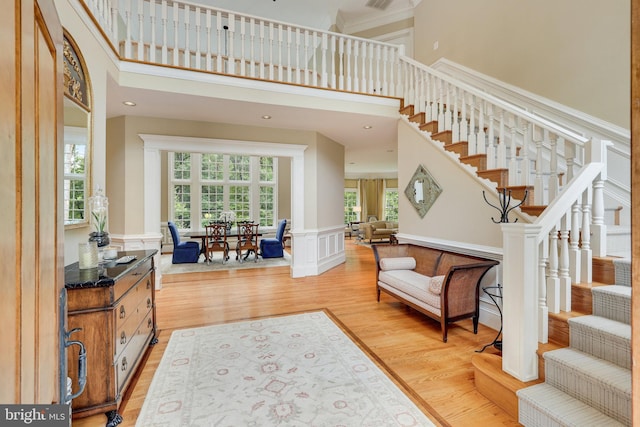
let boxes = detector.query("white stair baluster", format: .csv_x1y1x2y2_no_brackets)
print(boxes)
161,0,168,64
149,0,156,62
216,12,222,72
205,10,212,71
345,38,352,92
538,238,549,344
268,23,274,80
239,17,246,76
227,15,235,74
467,96,477,155
534,127,544,205
580,187,592,283
294,29,301,84
277,25,283,81
547,226,560,314
477,100,486,155
486,104,496,169
548,132,559,202
172,5,179,66
559,212,571,311
353,41,360,93
338,37,344,90
137,0,144,61
497,110,506,169
183,5,190,67
591,176,606,257
249,18,256,77
194,8,201,69
259,21,265,79
569,201,582,284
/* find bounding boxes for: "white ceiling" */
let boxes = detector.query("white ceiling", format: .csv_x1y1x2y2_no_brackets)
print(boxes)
105,1,419,178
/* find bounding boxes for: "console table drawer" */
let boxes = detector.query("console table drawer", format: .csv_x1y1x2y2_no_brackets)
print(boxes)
115,271,152,338
113,258,152,302
115,309,154,395
115,291,153,357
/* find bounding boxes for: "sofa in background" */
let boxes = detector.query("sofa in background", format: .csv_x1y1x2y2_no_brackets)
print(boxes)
359,220,398,243
372,243,498,342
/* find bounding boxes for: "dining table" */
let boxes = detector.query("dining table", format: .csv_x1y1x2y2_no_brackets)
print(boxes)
184,229,263,260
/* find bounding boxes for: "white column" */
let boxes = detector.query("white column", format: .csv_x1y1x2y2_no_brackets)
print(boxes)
501,223,542,381
143,146,163,288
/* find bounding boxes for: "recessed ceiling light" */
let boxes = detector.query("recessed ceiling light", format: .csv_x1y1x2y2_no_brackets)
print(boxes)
262,115,272,119
363,125,372,129
123,101,136,106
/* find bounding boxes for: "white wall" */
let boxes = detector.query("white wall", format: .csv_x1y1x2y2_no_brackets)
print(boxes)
414,0,630,129
398,119,520,248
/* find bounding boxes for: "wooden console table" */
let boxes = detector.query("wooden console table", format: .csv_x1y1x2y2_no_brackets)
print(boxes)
64,249,157,427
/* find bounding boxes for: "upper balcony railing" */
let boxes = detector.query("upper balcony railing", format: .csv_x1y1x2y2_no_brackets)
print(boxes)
86,0,404,95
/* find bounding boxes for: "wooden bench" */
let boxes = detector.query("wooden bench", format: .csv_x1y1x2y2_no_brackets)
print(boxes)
372,243,499,342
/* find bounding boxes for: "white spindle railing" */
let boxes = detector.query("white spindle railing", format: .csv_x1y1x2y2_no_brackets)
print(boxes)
81,0,612,382
85,0,403,95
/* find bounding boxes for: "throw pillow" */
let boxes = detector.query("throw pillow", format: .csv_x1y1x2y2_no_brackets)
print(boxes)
379,257,416,271
428,275,446,294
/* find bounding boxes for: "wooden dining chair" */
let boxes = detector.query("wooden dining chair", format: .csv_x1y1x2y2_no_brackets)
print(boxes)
205,223,229,265
235,222,259,262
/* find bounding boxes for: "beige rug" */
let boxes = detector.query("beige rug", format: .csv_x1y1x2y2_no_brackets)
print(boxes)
159,250,291,274
136,310,439,426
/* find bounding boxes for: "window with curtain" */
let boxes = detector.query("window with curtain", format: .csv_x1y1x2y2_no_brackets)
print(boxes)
384,188,399,221
344,189,359,224
169,152,278,229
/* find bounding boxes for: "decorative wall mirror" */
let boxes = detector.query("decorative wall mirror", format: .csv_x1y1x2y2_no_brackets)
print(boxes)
404,164,442,218
63,30,92,228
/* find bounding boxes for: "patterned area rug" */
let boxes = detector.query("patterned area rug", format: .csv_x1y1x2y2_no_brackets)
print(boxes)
136,311,439,426
159,251,291,274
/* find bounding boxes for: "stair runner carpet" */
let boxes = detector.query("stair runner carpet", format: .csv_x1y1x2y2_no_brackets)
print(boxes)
517,259,632,426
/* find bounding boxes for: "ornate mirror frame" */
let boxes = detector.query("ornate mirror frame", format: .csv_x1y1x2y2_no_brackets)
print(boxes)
63,30,93,229
404,164,442,218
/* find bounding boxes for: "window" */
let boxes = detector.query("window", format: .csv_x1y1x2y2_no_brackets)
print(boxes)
384,188,399,221
63,127,88,224
169,152,278,229
344,189,359,224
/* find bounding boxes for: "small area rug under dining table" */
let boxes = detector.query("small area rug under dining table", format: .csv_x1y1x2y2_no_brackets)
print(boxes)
135,310,440,426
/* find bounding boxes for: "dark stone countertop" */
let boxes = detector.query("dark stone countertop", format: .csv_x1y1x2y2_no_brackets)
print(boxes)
64,249,157,289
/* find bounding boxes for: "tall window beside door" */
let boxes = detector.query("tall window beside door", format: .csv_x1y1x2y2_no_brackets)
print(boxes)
169,152,278,229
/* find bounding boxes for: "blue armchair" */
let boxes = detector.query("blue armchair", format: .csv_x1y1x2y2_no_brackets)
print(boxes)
168,221,200,264
260,219,287,258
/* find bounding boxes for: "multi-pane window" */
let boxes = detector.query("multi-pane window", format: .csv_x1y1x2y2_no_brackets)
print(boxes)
169,152,277,229
384,188,399,221
229,185,251,221
173,184,192,229
344,189,359,224
260,186,275,226
63,126,88,224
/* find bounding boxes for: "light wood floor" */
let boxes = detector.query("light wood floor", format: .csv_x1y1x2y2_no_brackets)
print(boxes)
73,239,519,427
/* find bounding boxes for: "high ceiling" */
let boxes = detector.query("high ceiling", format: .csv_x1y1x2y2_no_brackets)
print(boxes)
105,1,421,178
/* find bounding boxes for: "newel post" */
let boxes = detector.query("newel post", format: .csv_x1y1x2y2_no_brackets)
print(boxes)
501,223,542,382
586,139,612,258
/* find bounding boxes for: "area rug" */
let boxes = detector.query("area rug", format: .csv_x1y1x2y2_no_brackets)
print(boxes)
136,310,439,426
159,251,291,275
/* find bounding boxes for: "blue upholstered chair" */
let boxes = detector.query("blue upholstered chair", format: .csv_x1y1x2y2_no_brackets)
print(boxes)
168,221,200,264
260,219,287,258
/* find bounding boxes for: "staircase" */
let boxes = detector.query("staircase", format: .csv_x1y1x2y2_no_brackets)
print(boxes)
517,258,631,426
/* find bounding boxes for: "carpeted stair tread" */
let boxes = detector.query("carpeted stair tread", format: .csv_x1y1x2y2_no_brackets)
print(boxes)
543,348,631,425
568,315,631,369
517,383,625,427
592,285,631,324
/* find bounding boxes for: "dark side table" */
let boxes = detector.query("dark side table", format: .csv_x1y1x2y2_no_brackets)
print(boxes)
476,283,503,353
